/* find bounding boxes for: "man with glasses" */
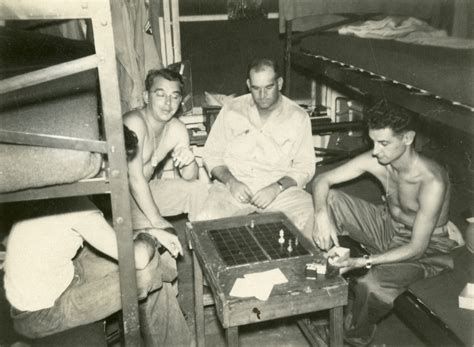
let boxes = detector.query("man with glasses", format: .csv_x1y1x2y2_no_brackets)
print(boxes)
198,58,316,241
124,68,209,259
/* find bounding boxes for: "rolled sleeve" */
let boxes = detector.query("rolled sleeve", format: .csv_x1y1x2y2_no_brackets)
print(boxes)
285,115,316,188
202,107,227,173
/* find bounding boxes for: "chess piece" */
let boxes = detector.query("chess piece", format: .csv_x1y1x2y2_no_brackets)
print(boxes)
250,220,255,229
278,229,285,245
287,239,293,253
295,237,299,247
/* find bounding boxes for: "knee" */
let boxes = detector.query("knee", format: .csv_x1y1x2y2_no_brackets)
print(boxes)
356,269,399,306
356,271,381,295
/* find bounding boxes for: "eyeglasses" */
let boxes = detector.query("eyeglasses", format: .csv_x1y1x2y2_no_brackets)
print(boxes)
152,90,182,103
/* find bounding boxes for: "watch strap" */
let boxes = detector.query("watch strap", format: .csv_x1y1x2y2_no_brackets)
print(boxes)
363,255,373,269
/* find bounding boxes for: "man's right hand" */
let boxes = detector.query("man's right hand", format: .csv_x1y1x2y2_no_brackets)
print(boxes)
227,178,253,203
149,228,183,258
313,212,340,250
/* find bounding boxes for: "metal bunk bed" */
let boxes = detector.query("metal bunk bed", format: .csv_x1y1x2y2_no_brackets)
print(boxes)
282,5,474,345
0,1,141,345
283,15,474,136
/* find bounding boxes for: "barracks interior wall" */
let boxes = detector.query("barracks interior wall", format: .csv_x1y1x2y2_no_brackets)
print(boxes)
179,0,310,98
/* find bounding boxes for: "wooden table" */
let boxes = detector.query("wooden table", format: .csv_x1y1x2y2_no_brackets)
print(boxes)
185,212,348,346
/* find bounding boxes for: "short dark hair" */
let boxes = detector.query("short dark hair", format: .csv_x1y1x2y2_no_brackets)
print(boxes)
367,100,417,135
145,68,184,93
247,58,280,78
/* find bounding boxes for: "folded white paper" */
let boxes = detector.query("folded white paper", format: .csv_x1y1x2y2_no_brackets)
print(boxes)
244,268,288,284
230,268,288,301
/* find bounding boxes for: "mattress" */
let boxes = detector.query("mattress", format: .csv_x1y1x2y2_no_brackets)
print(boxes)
0,28,102,193
299,32,474,107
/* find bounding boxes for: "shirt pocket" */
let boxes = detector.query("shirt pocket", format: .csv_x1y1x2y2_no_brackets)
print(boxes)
268,125,296,159
228,127,256,159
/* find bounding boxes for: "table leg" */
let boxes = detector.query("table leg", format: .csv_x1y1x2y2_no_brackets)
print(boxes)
329,306,344,347
193,252,205,347
226,326,239,347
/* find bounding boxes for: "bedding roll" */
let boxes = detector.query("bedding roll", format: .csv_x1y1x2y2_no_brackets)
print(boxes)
0,84,102,193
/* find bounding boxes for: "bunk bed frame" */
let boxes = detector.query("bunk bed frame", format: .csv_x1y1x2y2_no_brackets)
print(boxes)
284,16,474,137
0,1,141,345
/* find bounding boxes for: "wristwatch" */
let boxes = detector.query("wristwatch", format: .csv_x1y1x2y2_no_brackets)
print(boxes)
276,179,285,192
363,255,373,269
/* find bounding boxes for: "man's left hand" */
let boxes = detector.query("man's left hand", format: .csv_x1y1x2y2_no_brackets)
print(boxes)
251,183,280,209
171,146,195,169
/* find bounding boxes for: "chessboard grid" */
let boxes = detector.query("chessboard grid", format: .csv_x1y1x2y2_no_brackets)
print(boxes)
209,227,268,266
208,221,310,267
252,222,308,258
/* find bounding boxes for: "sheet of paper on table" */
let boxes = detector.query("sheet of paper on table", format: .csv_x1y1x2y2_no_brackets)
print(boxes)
230,268,288,301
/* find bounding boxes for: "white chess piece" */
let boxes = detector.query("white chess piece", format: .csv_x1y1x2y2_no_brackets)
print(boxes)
278,229,285,245
287,239,293,253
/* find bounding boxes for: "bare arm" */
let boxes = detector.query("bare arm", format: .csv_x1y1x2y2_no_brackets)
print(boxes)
123,115,184,257
170,120,199,180
124,113,170,229
330,169,446,271
74,210,154,270
251,176,297,209
312,151,374,250
211,165,253,202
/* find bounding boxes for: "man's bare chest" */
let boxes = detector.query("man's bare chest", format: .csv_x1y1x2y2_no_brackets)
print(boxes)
385,175,421,215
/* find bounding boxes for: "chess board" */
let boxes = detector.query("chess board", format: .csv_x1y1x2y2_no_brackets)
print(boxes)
208,221,310,266
186,211,347,337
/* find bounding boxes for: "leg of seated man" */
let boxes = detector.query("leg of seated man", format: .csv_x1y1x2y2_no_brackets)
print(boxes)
326,189,394,253
195,182,256,221
346,262,424,345
11,244,188,344
131,178,210,230
139,282,191,346
265,187,314,242
152,178,211,222
326,189,430,344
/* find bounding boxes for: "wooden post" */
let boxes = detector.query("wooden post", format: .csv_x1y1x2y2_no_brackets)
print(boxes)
193,252,205,347
226,327,239,347
171,0,181,62
284,19,292,96
329,306,344,346
163,0,173,65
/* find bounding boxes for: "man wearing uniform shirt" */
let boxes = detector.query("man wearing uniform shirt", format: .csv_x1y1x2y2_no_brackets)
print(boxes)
198,58,316,240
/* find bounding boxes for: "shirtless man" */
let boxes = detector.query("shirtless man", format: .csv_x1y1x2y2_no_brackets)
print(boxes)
124,68,209,258
312,100,463,345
